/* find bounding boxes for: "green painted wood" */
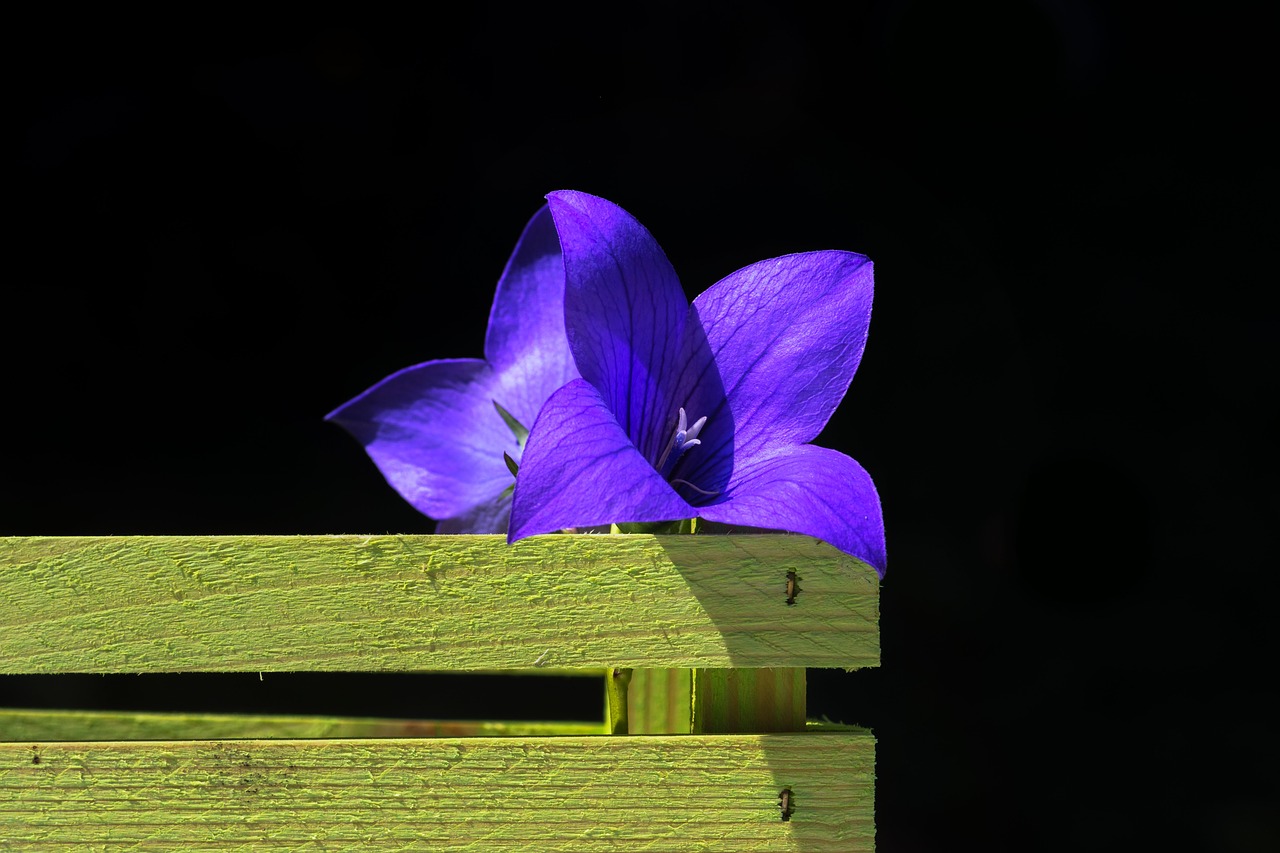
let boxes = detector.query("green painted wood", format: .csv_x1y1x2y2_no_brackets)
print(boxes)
627,668,808,735
628,669,693,734
0,709,603,742
0,535,879,673
603,667,633,735
693,669,808,733
0,732,874,850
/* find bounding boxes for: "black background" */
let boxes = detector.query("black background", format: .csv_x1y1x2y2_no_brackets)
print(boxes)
6,3,1277,850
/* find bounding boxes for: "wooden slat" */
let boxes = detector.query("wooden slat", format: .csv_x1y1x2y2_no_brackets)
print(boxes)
0,732,875,851
0,709,602,742
0,535,879,673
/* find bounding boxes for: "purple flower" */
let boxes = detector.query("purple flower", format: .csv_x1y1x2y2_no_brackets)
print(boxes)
509,191,886,575
326,205,578,533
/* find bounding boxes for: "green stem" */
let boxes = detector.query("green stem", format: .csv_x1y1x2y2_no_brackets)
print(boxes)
604,667,634,735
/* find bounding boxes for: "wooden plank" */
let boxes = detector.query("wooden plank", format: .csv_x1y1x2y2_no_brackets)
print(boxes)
0,535,879,673
0,732,874,851
0,709,602,742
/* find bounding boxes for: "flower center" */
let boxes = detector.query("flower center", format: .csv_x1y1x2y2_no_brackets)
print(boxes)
655,407,706,481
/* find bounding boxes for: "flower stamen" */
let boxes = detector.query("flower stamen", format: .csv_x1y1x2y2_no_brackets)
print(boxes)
670,478,721,497
656,407,707,480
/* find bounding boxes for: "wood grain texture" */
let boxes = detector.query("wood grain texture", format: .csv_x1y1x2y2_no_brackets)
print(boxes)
693,669,807,734
0,732,875,850
628,669,693,734
0,535,879,673
0,709,603,743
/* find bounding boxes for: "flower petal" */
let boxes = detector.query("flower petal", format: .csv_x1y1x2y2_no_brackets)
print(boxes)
508,378,694,541
683,252,874,466
434,489,512,535
698,444,886,575
324,359,516,519
547,190,688,465
483,204,579,428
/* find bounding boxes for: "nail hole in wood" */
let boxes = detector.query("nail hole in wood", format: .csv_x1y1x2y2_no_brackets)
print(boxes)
785,570,801,606
779,787,795,821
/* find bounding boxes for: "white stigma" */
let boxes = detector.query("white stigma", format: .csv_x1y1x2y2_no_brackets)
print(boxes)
657,407,707,479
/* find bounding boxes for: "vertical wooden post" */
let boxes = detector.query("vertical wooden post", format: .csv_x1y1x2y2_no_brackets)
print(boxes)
624,668,807,734
627,669,693,733
691,668,807,733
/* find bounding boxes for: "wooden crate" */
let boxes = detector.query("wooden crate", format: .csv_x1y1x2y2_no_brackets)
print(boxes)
1,534,879,850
